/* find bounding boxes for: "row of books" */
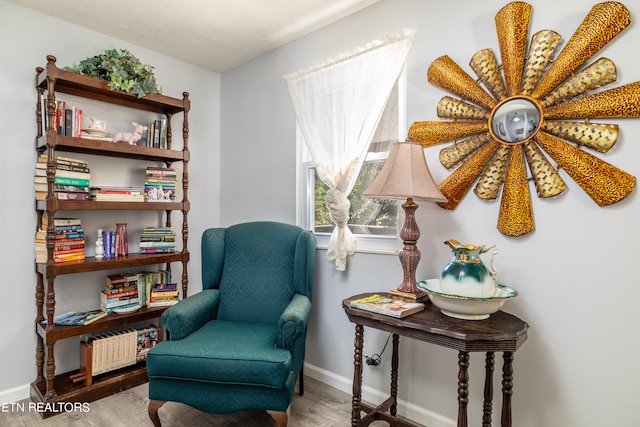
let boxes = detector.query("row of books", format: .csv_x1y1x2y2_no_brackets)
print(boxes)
49,100,83,138
42,98,111,142
35,158,179,203
41,98,173,149
35,217,85,263
102,270,179,311
90,186,144,202
35,155,91,201
139,118,168,149
82,324,160,376
144,167,177,201
140,227,176,254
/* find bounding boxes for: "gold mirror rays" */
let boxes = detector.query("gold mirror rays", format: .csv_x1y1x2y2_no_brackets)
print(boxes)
469,49,507,101
437,141,499,210
531,1,630,100
437,96,489,120
541,58,617,107
409,120,487,146
474,145,509,200
497,146,534,237
495,1,532,96
523,141,567,198
439,134,493,169
535,131,635,206
521,30,561,96
544,81,640,119
428,55,496,110
541,121,618,153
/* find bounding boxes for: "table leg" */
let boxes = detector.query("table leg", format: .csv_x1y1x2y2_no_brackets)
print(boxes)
352,324,364,426
482,352,495,427
501,351,514,427
457,351,469,427
390,333,400,416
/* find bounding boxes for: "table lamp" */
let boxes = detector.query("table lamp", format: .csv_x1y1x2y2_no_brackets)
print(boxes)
362,141,447,301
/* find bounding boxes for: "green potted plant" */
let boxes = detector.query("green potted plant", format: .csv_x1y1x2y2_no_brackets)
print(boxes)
64,49,161,98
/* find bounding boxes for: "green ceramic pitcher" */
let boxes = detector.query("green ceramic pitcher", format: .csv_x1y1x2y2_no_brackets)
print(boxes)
440,239,498,298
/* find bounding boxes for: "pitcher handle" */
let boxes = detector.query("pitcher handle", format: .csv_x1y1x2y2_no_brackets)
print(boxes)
484,243,499,281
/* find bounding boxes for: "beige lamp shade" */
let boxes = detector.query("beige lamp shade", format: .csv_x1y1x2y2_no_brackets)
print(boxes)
363,141,447,202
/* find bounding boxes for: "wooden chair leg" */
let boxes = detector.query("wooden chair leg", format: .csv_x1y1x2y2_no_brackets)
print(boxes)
299,364,304,396
148,399,167,427
267,407,290,427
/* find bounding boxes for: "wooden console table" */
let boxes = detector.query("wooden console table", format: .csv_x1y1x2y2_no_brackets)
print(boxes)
343,293,528,427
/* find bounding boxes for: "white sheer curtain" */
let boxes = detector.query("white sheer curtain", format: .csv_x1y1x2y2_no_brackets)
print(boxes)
285,28,416,271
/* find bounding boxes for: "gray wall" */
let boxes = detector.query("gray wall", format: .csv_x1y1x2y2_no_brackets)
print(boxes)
221,1,640,426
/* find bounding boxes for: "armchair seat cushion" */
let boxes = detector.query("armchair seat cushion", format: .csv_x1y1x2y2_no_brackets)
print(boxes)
147,320,292,389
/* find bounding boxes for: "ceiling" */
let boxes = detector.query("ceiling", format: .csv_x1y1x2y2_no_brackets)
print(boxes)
8,0,380,73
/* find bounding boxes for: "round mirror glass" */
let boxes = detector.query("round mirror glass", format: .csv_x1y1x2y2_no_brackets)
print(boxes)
490,98,541,144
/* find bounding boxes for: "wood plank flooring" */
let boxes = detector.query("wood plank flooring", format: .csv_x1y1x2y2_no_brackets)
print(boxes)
1,377,389,426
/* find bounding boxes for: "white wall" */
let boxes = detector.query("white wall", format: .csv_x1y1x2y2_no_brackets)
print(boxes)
221,0,640,426
0,0,220,402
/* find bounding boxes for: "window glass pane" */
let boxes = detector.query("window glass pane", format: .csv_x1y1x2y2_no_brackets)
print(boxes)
313,164,398,236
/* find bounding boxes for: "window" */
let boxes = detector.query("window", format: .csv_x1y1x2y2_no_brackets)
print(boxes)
297,73,406,253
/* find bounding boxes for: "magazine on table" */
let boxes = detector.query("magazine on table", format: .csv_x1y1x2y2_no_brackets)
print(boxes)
350,294,424,318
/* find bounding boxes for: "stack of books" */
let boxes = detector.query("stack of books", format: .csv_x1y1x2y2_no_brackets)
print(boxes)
35,155,91,201
35,217,85,263
100,273,140,313
149,282,179,307
135,270,179,307
144,167,177,201
90,186,144,202
139,227,176,254
34,228,47,264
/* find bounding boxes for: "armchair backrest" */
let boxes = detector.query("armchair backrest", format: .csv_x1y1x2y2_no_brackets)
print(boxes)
201,222,316,324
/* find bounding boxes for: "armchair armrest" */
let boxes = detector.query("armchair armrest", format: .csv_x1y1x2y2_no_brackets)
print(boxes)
162,289,220,341
277,293,312,351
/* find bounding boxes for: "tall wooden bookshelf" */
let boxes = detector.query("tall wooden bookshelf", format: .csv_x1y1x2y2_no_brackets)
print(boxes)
31,55,190,416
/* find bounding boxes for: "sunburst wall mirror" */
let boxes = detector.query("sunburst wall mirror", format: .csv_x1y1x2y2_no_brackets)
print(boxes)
409,1,639,236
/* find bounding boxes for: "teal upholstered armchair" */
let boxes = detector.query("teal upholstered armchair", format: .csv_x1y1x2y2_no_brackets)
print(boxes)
147,222,316,427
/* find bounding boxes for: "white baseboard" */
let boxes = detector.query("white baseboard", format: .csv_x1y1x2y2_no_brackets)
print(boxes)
0,383,30,403
304,362,455,427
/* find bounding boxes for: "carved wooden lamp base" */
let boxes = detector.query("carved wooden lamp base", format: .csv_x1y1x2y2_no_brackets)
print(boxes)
388,198,429,303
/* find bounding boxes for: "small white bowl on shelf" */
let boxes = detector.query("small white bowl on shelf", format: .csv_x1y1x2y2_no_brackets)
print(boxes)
417,279,518,320
113,304,142,315
82,128,110,137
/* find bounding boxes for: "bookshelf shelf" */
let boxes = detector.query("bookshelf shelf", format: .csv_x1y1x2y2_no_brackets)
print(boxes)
36,199,188,211
30,363,149,418
36,306,169,341
36,55,186,114
32,54,190,413
36,133,189,162
36,252,189,276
